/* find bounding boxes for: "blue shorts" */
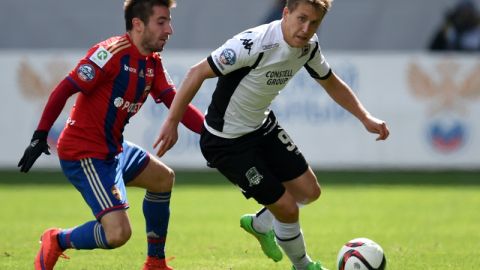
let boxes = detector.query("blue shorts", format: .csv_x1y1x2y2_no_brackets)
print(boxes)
60,141,150,220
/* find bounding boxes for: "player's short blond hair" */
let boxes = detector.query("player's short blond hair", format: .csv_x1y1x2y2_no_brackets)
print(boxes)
286,0,333,12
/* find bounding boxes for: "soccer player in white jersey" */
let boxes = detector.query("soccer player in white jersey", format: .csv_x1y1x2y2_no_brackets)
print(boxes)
155,0,390,269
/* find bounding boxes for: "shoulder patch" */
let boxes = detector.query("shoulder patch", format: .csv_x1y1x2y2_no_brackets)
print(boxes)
89,46,113,68
219,49,236,65
77,64,96,82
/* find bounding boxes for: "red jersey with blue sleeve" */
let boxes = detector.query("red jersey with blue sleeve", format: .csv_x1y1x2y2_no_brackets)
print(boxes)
57,34,175,160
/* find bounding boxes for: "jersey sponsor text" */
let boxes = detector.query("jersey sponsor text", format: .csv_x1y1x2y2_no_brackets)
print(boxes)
265,69,293,85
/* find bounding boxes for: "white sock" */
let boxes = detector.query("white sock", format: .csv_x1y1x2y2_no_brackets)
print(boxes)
273,220,312,270
252,207,274,233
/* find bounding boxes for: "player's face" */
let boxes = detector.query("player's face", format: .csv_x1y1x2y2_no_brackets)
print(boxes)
281,3,325,48
141,5,173,53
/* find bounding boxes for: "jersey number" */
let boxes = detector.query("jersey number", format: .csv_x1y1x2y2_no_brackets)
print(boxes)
278,130,296,152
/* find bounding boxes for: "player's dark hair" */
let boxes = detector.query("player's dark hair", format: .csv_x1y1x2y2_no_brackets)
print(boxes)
124,0,176,31
286,0,332,12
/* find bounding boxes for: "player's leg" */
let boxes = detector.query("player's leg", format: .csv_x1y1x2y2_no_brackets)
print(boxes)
282,167,321,205
244,207,274,235
261,123,327,270
216,154,285,263
62,157,132,248
58,157,132,249
126,153,174,192
241,188,320,269
122,141,174,270
58,210,130,250
266,180,327,270
247,168,320,237
35,157,130,270
201,127,284,262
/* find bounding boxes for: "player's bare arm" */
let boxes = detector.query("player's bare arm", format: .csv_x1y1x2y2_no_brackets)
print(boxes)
154,59,216,156
317,72,390,141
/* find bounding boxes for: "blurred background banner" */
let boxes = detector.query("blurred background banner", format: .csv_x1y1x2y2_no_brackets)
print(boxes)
1,0,479,170
2,0,479,51
3,50,479,169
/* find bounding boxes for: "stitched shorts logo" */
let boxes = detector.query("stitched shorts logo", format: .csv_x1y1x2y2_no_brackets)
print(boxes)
245,167,263,187
111,185,122,201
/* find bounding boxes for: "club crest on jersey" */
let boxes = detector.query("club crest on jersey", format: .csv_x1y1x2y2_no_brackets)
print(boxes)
146,68,154,78
245,167,263,187
111,185,122,201
219,48,236,65
77,64,95,82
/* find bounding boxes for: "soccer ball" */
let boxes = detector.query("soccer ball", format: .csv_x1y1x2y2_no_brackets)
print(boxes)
336,237,386,270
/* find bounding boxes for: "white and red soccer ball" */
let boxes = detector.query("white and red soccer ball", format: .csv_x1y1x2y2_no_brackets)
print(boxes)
337,238,386,270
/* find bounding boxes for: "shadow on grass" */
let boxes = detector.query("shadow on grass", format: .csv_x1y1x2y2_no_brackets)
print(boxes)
0,169,479,186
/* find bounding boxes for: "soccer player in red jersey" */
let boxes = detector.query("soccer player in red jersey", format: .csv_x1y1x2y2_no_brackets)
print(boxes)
18,1,202,269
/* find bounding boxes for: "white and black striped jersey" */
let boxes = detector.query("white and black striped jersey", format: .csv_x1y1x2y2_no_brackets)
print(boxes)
205,20,331,138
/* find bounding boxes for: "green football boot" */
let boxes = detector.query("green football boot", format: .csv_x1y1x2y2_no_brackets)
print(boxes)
240,214,283,262
291,261,329,270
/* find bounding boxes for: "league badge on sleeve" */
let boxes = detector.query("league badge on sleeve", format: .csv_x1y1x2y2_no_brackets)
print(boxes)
89,46,112,68
77,64,96,82
220,48,236,65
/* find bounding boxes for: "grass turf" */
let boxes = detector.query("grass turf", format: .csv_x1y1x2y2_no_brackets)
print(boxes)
0,170,479,269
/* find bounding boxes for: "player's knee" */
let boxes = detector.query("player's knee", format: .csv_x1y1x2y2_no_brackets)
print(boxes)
157,167,175,191
148,167,175,192
306,184,321,203
164,167,175,187
105,225,132,248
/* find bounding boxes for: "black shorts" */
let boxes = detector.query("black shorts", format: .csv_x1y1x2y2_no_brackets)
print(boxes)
200,112,309,205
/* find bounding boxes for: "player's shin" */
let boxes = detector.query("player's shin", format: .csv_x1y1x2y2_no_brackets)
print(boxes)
143,191,171,258
58,221,112,249
273,220,312,269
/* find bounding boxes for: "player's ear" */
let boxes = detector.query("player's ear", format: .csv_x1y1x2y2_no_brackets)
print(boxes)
282,6,289,18
132,17,145,33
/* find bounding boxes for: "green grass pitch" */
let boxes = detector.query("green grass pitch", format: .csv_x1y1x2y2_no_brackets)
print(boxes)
0,170,479,269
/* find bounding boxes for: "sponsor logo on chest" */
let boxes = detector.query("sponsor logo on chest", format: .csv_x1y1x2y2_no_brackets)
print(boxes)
124,64,137,74
112,84,151,114
113,97,142,113
265,69,294,86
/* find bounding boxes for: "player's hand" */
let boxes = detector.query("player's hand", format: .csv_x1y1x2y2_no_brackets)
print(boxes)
153,120,179,157
362,115,390,141
18,130,50,173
